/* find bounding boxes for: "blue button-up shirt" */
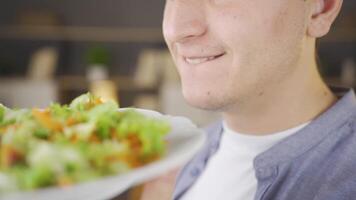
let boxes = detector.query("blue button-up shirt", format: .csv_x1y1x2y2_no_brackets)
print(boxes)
174,87,356,200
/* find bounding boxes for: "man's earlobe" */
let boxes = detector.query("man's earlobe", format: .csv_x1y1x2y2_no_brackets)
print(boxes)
307,0,343,38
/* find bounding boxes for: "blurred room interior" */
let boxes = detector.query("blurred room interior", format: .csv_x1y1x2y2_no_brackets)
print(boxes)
0,0,355,199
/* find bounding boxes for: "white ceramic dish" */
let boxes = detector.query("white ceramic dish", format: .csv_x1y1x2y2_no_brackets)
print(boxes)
0,109,206,200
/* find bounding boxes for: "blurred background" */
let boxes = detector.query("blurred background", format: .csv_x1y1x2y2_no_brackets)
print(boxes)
0,1,355,199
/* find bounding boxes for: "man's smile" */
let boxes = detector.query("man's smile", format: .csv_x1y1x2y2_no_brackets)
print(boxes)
183,53,226,65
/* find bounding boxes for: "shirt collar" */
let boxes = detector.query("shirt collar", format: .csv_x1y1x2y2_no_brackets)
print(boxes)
253,86,356,169
221,120,310,154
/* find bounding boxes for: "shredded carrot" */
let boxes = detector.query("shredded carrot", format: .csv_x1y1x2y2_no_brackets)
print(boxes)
110,129,118,140
66,117,78,126
89,134,100,143
0,145,23,168
32,109,63,132
57,176,73,187
0,124,18,135
70,134,79,143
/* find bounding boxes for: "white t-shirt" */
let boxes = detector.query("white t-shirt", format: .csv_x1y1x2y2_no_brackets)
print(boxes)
182,121,310,200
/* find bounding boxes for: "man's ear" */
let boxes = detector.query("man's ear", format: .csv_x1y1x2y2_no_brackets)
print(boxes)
307,0,343,38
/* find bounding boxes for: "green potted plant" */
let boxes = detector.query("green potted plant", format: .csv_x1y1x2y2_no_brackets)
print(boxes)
85,45,111,81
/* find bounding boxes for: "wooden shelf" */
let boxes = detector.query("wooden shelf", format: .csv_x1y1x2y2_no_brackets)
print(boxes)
57,75,158,92
56,75,159,107
0,76,158,92
0,25,355,43
0,25,164,43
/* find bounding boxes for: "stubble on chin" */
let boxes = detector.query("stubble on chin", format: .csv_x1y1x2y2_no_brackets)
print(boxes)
181,86,242,112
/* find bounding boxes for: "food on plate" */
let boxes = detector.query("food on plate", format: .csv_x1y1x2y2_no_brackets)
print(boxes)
0,93,170,193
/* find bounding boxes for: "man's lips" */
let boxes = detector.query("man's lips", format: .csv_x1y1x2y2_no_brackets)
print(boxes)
183,53,225,65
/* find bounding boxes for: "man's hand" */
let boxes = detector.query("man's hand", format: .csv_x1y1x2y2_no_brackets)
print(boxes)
140,167,181,200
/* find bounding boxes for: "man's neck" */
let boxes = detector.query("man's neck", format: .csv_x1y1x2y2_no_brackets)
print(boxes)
222,62,337,136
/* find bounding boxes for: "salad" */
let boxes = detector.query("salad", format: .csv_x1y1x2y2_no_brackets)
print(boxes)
0,93,170,193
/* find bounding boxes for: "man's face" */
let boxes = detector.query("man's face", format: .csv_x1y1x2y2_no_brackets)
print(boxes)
163,0,310,111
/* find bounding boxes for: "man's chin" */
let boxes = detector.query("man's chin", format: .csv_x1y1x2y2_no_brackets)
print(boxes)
183,94,227,112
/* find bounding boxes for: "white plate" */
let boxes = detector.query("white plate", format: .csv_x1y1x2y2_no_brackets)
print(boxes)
0,109,206,200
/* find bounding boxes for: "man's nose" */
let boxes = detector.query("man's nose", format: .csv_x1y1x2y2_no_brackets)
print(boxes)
163,1,207,44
